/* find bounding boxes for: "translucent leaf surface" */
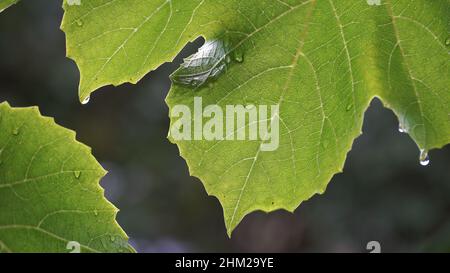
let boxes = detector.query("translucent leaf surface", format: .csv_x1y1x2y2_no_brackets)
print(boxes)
62,0,450,235
0,102,133,252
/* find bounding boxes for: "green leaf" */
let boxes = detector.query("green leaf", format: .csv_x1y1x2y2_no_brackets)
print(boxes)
61,0,241,102
0,0,18,13
0,102,133,252
64,0,450,235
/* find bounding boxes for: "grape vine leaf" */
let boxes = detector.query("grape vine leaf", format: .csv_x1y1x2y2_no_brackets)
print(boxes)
0,102,133,252
0,0,18,13
62,0,449,235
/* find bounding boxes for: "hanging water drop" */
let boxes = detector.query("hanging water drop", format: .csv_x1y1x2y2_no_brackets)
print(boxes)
81,96,90,105
419,149,430,166
74,171,81,179
398,123,407,133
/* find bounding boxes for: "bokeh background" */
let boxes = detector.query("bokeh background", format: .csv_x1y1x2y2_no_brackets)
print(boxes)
1,1,449,253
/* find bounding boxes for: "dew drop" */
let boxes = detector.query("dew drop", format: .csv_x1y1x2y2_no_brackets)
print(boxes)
346,104,352,111
94,210,98,216
398,123,407,133
419,149,430,166
110,236,116,242
81,96,90,105
233,51,244,63
74,171,81,179
75,19,83,27
225,55,231,64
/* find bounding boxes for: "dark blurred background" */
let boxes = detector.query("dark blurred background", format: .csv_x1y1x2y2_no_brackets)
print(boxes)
1,1,449,253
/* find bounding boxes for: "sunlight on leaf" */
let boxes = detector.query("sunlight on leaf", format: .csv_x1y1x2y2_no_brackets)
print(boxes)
0,102,133,252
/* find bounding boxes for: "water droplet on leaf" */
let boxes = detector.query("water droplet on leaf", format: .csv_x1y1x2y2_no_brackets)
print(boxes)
75,19,83,27
419,149,430,166
234,51,244,63
81,96,90,105
171,39,231,88
74,171,81,179
346,104,352,111
398,123,407,133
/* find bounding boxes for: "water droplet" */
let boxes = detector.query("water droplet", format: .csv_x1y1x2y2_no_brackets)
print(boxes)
398,123,407,133
171,39,231,88
234,51,244,63
110,236,116,242
81,96,90,105
12,127,20,136
75,19,83,27
446,37,450,46
346,104,352,111
74,171,81,179
94,210,98,216
419,149,430,166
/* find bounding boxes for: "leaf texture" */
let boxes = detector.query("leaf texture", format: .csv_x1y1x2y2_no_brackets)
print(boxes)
0,102,133,252
62,0,450,235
